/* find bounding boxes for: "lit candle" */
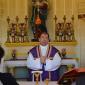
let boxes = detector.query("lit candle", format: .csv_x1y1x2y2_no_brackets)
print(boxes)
24,0,28,16
54,0,56,15
15,0,17,16
7,0,9,16
64,0,66,15
72,0,73,15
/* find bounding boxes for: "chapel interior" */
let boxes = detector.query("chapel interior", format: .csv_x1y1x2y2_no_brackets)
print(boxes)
0,0,85,85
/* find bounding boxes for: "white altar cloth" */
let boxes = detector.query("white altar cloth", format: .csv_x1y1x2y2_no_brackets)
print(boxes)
5,59,78,68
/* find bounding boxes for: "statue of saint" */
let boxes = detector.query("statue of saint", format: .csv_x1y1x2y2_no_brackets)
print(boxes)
30,0,48,41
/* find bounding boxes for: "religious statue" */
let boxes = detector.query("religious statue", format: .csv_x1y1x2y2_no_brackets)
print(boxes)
30,0,48,41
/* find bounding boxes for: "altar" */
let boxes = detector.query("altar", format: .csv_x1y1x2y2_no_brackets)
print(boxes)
18,81,59,85
5,58,78,68
4,58,78,79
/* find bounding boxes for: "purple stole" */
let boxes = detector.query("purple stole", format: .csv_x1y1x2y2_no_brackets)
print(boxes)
29,45,60,81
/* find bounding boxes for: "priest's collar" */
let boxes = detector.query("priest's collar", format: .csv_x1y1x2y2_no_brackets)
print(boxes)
39,44,48,48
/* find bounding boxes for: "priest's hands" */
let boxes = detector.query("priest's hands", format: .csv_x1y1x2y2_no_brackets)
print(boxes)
40,56,46,64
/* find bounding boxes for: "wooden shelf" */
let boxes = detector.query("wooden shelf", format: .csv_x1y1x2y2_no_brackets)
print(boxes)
5,41,77,47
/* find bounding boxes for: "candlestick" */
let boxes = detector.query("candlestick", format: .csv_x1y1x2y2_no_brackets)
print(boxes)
45,79,49,85
35,72,40,85
54,15,57,24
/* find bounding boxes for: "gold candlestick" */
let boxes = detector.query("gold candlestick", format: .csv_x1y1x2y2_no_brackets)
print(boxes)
71,15,75,41
6,16,10,43
45,78,49,85
63,15,66,41
54,15,57,24
24,16,29,42
34,72,40,85
24,16,28,24
54,15,57,41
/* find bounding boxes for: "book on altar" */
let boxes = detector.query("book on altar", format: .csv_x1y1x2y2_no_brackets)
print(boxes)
58,68,85,84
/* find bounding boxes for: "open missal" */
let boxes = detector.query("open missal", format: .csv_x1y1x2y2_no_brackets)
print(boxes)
58,68,85,84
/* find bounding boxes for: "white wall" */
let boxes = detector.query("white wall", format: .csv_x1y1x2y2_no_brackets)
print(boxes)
78,19,85,67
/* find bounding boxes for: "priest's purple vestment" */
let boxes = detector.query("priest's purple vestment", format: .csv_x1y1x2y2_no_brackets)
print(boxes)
27,45,61,81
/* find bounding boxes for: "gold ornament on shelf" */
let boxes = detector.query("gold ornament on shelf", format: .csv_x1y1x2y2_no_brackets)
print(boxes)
6,16,29,43
11,23,17,43
55,15,75,42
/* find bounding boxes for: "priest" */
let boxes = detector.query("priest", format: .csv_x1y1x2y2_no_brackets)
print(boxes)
27,32,61,81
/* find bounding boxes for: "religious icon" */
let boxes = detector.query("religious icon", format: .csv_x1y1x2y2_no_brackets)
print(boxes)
30,0,48,41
